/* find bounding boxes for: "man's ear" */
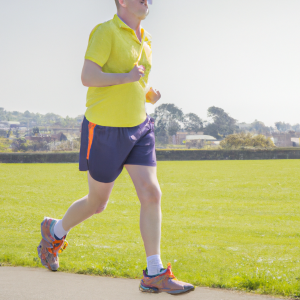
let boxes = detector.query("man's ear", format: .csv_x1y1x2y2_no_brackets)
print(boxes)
119,0,127,8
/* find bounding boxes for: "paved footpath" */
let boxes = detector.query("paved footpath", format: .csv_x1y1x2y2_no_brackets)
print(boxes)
0,267,286,300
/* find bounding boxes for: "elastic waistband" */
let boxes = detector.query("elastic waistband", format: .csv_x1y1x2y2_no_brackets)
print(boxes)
83,114,154,129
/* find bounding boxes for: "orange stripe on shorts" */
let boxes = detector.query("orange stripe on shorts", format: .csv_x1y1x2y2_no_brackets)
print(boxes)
87,122,96,160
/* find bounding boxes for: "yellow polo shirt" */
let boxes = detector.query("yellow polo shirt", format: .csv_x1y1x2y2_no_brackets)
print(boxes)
84,14,152,127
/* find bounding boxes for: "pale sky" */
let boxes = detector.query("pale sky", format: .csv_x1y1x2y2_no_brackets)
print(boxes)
1,0,299,126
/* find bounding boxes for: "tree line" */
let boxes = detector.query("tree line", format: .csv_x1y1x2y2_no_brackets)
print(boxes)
0,108,83,128
1,106,299,140
151,104,300,140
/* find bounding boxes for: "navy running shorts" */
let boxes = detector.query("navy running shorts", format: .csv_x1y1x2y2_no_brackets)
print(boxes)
79,114,156,183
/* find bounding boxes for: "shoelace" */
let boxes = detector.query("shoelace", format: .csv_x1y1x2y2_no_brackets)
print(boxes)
47,239,68,257
167,263,178,281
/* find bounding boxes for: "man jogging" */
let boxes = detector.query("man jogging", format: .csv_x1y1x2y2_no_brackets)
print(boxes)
37,0,194,295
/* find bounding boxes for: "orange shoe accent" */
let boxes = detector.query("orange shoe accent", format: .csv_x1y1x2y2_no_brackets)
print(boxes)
58,240,68,254
47,239,68,258
87,122,96,160
166,262,178,280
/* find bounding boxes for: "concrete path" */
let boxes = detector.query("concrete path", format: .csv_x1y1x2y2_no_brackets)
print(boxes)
0,266,286,300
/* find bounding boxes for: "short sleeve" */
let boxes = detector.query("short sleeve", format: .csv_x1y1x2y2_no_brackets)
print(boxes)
84,23,112,67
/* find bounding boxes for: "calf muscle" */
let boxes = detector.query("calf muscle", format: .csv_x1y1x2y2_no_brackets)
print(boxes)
61,173,114,231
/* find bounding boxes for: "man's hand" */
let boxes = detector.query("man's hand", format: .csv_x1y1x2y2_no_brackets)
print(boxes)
127,64,145,83
146,87,161,105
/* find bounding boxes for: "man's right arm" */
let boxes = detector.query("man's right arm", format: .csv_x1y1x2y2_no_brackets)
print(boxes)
81,59,145,87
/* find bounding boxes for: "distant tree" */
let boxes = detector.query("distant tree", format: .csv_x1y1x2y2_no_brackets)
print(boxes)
0,108,6,121
203,123,219,138
23,110,31,118
62,116,77,128
184,113,203,133
275,122,292,132
203,106,238,138
153,104,184,123
152,104,184,137
292,124,300,132
15,129,20,138
0,108,85,130
60,133,67,141
32,127,39,135
44,113,63,124
220,132,275,149
11,138,28,152
32,114,42,126
29,141,49,152
75,115,85,125
154,118,168,138
250,120,270,134
168,120,181,136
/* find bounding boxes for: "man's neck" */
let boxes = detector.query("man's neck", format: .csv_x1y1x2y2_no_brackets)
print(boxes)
117,11,142,39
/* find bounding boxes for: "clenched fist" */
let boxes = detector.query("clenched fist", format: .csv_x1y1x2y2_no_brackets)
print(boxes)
146,87,161,105
127,64,145,83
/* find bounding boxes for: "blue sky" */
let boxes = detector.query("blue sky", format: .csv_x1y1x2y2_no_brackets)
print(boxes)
1,0,299,126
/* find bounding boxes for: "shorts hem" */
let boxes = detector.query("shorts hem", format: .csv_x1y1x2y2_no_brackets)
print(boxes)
123,162,157,167
88,170,118,184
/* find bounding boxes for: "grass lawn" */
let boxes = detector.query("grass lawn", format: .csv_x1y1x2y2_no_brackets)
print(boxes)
0,161,300,298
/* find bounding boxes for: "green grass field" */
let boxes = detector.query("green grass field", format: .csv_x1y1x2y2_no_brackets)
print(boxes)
1,161,300,298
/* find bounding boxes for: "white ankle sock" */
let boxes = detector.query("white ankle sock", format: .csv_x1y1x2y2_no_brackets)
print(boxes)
147,254,164,276
54,219,69,239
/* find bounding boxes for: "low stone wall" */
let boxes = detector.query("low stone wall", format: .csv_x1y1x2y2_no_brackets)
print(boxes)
0,152,79,163
156,149,300,161
1,149,300,163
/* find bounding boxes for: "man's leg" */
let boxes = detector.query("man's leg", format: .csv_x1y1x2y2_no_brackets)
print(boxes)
38,172,114,271
60,172,115,232
125,164,195,294
124,165,162,273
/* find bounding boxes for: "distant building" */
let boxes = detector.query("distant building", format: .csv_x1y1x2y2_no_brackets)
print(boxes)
0,124,9,131
175,131,204,145
272,132,300,147
50,127,80,134
185,135,217,149
0,121,20,128
51,132,68,141
291,138,300,147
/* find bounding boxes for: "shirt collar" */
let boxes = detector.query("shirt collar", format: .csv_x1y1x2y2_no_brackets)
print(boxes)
113,14,151,43
114,14,131,30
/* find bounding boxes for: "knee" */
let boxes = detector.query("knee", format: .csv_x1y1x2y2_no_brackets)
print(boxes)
94,201,108,214
140,184,162,206
87,193,109,214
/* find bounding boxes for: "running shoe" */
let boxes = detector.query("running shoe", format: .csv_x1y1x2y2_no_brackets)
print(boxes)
37,217,68,271
139,262,195,295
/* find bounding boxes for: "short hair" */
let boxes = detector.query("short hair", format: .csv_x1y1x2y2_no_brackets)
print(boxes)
115,0,120,9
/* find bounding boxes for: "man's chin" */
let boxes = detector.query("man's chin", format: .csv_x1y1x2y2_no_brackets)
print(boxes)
138,8,149,19
141,12,149,20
